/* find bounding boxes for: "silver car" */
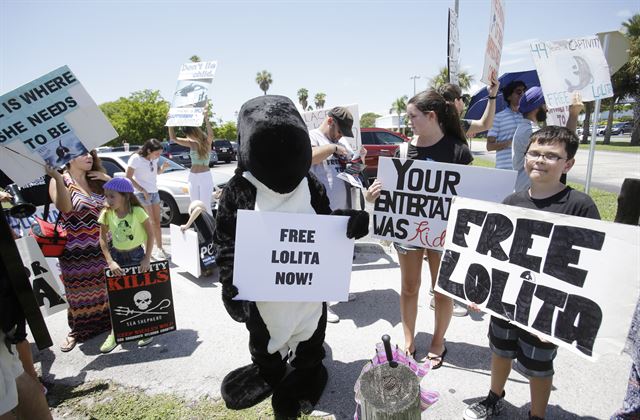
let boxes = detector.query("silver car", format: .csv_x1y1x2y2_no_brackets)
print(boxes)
97,152,229,226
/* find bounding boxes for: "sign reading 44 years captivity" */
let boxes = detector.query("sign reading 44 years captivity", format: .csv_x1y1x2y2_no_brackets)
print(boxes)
372,157,516,250
105,260,176,344
530,36,613,108
436,197,640,360
0,66,118,186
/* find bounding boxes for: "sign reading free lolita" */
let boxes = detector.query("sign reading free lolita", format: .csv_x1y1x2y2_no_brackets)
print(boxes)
0,66,118,186
233,210,354,302
166,61,217,127
372,157,516,250
436,197,640,360
531,36,613,107
301,104,361,151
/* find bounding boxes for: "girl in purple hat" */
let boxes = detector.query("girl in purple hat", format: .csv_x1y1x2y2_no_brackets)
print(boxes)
97,177,154,353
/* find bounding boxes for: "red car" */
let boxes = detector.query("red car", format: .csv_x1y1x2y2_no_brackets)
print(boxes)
361,128,410,181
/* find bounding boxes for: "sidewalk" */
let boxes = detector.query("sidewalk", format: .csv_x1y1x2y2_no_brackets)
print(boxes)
36,237,631,419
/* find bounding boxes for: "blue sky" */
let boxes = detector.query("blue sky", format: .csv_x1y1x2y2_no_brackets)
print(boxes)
1,0,638,123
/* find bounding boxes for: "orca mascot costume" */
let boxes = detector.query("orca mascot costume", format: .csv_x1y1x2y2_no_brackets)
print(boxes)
213,95,369,417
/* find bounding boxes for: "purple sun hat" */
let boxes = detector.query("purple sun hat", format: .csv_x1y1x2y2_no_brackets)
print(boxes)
103,177,134,193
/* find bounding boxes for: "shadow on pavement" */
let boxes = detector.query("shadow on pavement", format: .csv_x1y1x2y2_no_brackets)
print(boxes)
330,288,401,328
352,243,399,272
316,344,366,420
461,395,598,420
172,266,220,288
77,328,201,371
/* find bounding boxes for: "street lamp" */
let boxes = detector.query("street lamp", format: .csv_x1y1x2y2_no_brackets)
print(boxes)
410,75,421,96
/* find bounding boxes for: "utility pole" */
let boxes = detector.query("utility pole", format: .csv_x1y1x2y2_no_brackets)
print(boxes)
410,75,421,96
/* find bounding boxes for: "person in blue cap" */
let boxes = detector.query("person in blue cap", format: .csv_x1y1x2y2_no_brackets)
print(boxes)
97,176,155,353
512,87,583,192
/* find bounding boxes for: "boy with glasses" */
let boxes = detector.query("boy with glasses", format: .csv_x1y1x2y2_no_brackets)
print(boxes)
512,87,583,191
463,126,601,420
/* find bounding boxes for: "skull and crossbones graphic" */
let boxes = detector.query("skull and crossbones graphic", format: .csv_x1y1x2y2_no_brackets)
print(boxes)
113,290,171,323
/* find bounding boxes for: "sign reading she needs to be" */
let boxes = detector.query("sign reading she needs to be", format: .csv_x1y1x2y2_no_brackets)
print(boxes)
233,210,354,302
436,197,640,360
372,157,516,250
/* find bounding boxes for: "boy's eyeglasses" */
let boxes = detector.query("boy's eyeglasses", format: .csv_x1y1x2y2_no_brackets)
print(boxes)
525,151,567,162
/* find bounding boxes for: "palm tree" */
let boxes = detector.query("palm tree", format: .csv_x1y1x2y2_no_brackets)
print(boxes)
297,88,309,110
189,55,201,63
255,70,273,95
391,95,408,134
429,66,473,91
314,92,326,109
621,14,640,145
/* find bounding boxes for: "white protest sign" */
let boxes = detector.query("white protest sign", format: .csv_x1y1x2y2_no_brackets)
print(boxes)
448,8,460,85
436,197,640,360
233,210,354,302
372,157,516,250
337,172,365,190
301,104,361,151
15,237,68,317
530,37,613,107
166,60,217,127
547,106,570,127
169,224,201,278
481,0,505,84
0,66,118,186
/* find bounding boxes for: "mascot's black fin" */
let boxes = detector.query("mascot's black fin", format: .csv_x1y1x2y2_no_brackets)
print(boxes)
221,363,278,410
272,364,328,418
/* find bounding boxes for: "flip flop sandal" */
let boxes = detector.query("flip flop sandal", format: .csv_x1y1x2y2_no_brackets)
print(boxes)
60,335,77,352
426,346,448,370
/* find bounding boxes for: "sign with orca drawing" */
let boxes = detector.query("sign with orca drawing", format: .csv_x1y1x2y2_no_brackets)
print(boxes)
371,157,516,250
436,197,640,360
530,36,613,107
105,260,176,344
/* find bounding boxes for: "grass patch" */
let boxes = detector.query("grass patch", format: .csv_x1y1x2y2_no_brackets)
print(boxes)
577,139,640,153
472,157,617,221
47,380,320,420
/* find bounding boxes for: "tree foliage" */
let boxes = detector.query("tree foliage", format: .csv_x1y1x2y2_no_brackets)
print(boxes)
99,90,170,145
314,92,326,109
189,55,201,63
256,70,273,95
297,88,309,110
429,66,473,91
391,96,408,132
360,112,381,128
214,121,238,140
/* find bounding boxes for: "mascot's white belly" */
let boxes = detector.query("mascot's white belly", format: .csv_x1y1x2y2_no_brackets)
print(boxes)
243,172,322,358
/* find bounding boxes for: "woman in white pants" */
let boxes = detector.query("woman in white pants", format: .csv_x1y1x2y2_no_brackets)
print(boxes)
168,108,214,215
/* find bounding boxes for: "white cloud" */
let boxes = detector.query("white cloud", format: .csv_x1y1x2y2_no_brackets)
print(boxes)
617,9,632,18
502,38,538,56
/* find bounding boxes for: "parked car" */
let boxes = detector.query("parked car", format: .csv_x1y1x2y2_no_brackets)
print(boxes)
230,142,238,161
97,152,230,226
214,139,236,163
361,128,410,181
611,122,632,135
162,142,218,167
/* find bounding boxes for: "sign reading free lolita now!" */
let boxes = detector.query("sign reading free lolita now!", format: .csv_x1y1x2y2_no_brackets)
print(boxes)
0,66,118,186
233,210,354,302
301,104,361,151
436,197,640,360
372,157,516,250
166,61,217,127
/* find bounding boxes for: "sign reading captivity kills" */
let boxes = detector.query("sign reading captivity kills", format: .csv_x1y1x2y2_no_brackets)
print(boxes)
436,197,640,360
233,210,354,302
372,157,516,250
105,260,176,344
